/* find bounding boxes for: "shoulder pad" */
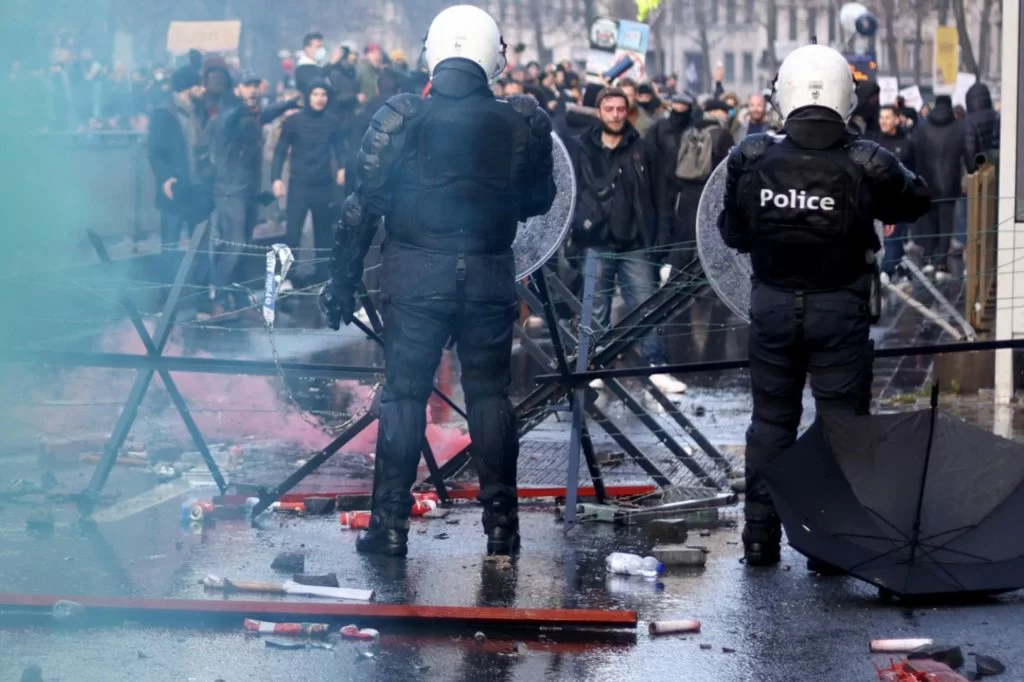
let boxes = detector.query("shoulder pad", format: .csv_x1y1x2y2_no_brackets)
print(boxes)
505,94,539,117
737,132,776,160
370,94,423,135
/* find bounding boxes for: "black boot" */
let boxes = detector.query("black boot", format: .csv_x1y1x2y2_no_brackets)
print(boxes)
482,499,520,556
742,501,781,567
355,514,410,557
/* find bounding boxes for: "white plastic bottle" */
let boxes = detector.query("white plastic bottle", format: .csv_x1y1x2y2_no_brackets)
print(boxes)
606,552,664,578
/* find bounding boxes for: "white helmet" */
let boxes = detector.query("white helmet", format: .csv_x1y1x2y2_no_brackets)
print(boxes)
773,44,857,121
423,5,506,81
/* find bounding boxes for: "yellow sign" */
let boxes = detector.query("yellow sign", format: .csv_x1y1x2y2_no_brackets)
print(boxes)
636,0,663,22
933,25,959,90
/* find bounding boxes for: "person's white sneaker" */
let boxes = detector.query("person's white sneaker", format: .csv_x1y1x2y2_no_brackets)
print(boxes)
934,270,951,283
354,307,371,325
650,373,687,394
278,279,294,294
589,378,605,390
659,264,672,285
922,264,935,276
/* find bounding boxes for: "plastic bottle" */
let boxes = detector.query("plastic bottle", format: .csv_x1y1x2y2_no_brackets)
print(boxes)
606,552,664,578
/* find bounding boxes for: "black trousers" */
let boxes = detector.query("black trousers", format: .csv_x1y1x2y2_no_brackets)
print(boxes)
916,198,956,266
211,195,256,292
745,277,874,520
372,242,519,517
285,181,335,283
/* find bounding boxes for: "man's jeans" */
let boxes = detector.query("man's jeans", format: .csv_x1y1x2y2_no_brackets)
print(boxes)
591,249,667,365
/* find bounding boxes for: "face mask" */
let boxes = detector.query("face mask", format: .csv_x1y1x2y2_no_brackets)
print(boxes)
315,47,327,62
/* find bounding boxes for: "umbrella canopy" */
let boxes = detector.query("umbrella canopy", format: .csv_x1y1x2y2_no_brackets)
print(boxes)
765,397,1024,597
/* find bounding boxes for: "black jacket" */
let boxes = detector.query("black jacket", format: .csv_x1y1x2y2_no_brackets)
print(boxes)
568,121,659,251
271,93,346,187
147,103,200,210
869,126,914,170
213,99,297,197
963,82,1000,173
910,98,964,198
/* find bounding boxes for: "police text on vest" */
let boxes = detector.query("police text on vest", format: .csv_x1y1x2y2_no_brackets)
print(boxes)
760,189,835,211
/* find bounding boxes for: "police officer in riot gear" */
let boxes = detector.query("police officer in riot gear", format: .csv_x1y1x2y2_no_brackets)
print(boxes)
320,5,556,557
718,44,931,567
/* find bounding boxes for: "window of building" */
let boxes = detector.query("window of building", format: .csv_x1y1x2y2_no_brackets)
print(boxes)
742,51,754,83
827,4,836,43
726,0,737,25
788,4,798,41
710,0,720,25
807,8,818,41
724,52,736,82
745,0,756,23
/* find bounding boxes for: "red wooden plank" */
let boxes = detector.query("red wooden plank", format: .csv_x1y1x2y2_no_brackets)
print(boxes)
259,485,655,505
0,593,637,629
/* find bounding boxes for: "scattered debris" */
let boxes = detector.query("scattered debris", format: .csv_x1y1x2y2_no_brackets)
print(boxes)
698,530,712,537
340,625,381,641
339,511,372,530
897,658,969,680
413,664,431,673
153,464,180,482
652,545,707,567
26,509,55,532
503,642,528,658
137,651,150,659
474,632,486,644
445,518,460,525
908,643,964,669
694,405,707,417
356,650,376,661
244,618,330,637
307,641,334,650
423,507,450,519
265,639,306,650
292,573,340,588
971,653,1005,676
870,638,934,654
649,619,702,636
271,551,306,573
202,575,374,602
20,665,42,682
700,643,712,650
271,502,307,515
722,647,736,654
645,519,689,544
433,533,450,540
416,526,428,534
484,555,513,570
303,497,336,515
52,599,85,626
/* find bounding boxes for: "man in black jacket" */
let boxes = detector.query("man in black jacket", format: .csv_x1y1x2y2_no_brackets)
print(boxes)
719,44,932,568
911,95,964,272
569,87,688,395
271,78,347,284
871,105,916,277
209,71,298,307
646,92,696,278
147,66,210,284
319,5,556,557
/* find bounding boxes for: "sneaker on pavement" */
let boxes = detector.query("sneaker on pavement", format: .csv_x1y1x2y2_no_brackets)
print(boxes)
650,373,687,394
659,264,672,286
589,378,605,390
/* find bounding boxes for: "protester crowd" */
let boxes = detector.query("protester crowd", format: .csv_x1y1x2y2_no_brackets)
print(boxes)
6,34,1001,343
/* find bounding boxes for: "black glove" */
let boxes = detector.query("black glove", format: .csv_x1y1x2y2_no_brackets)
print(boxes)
319,279,356,330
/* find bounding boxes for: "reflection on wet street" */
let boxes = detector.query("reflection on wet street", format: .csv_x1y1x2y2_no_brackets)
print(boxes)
2,264,1023,681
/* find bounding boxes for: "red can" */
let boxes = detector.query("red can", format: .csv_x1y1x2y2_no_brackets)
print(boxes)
339,511,372,530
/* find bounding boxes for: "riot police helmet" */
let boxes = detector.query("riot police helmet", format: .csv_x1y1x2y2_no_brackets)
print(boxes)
423,5,507,82
773,44,857,121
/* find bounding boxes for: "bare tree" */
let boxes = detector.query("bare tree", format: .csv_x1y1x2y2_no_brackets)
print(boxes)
976,0,997,78
950,0,979,75
754,0,780,74
877,0,901,76
526,0,553,64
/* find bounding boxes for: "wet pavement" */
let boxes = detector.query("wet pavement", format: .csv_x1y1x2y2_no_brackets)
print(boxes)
2,256,1023,680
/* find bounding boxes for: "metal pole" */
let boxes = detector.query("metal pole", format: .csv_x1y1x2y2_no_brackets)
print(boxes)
564,249,598,531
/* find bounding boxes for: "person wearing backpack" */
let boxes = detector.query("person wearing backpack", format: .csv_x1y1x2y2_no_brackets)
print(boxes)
567,86,688,395
662,99,734,278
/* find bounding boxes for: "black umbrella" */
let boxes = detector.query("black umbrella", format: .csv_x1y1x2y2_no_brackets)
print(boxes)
765,386,1024,597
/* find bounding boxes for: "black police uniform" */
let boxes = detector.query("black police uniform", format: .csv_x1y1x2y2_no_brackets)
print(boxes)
718,106,931,566
320,57,557,557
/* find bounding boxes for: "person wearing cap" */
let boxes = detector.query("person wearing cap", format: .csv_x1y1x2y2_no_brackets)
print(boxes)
356,43,383,102
147,66,211,287
389,49,409,75
206,70,298,310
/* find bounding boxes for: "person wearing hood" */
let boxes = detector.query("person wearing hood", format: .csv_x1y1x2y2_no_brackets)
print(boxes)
963,82,1000,173
910,94,964,272
850,80,881,136
271,78,347,284
664,98,734,278
719,44,931,569
636,82,664,120
200,57,237,126
646,91,697,277
319,6,556,558
617,78,655,135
